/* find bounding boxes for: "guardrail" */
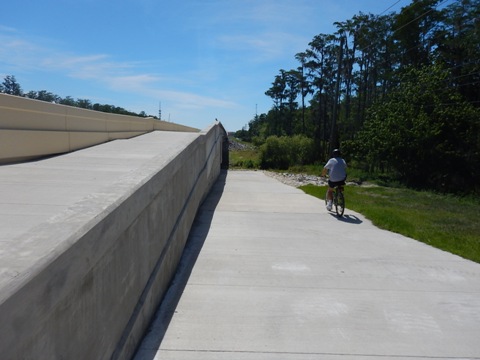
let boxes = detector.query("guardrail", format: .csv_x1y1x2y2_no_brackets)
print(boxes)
0,93,199,164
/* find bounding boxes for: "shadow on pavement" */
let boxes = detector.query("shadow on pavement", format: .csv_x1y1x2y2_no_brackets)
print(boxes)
330,212,363,224
132,170,227,360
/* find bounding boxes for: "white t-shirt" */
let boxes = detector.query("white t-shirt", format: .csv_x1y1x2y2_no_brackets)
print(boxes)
324,157,347,182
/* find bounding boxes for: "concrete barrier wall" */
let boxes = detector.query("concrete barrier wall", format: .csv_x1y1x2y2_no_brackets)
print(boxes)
0,122,228,359
0,93,199,164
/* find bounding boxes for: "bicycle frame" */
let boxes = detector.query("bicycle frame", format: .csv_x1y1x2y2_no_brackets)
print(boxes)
325,184,345,217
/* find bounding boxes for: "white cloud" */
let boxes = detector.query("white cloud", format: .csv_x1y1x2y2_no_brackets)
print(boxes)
107,74,161,90
216,31,309,62
0,30,237,113
0,35,45,72
0,25,18,33
135,86,238,111
208,0,317,29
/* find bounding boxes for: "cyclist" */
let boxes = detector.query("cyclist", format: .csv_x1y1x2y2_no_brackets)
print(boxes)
321,149,347,211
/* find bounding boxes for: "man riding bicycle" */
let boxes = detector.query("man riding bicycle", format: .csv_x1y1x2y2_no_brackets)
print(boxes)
321,149,347,211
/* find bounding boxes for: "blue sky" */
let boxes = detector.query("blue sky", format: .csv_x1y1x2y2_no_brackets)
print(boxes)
1,0,410,132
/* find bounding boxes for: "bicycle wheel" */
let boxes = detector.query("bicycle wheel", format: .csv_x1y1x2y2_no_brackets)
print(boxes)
335,189,345,216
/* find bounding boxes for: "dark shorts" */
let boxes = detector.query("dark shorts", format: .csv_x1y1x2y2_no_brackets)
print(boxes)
328,179,346,188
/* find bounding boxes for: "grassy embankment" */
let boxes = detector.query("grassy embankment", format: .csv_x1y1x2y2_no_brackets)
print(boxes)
228,139,259,169
229,139,480,263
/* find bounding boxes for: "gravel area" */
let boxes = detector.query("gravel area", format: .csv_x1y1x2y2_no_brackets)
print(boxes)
264,171,372,188
264,171,328,187
228,139,255,151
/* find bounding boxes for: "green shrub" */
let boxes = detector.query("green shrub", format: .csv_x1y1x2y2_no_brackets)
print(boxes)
260,135,315,169
260,136,289,169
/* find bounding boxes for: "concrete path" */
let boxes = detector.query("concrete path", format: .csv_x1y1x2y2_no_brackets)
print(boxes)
133,170,480,360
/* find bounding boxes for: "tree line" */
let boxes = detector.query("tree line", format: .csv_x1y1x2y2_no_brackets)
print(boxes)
237,0,480,194
0,75,155,118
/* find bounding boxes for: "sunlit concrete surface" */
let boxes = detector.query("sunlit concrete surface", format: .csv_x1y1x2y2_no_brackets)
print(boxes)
134,170,480,360
0,130,198,248
0,126,225,359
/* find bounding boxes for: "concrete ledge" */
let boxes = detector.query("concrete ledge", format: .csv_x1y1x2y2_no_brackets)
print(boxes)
0,93,200,164
0,123,228,359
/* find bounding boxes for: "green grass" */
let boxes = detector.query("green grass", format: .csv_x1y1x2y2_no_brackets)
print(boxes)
299,184,480,264
229,149,259,169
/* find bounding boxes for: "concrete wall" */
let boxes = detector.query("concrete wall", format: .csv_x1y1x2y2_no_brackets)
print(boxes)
0,122,228,359
0,93,199,164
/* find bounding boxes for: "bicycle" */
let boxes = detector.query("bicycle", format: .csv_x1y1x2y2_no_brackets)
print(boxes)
325,183,345,217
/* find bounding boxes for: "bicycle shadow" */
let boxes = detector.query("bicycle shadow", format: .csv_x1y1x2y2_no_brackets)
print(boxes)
329,212,363,224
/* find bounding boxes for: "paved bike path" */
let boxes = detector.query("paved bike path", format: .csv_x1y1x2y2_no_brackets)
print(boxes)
134,170,480,360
